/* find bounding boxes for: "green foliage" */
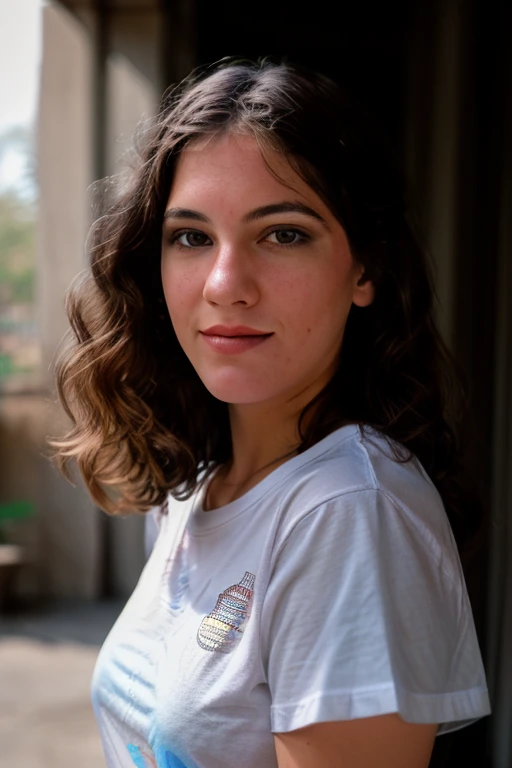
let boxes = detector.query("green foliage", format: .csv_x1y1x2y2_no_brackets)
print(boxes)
0,191,36,303
0,126,39,388
0,124,37,303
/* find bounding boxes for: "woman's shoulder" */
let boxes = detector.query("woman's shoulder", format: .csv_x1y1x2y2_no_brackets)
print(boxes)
268,423,452,560
271,425,462,594
287,423,441,513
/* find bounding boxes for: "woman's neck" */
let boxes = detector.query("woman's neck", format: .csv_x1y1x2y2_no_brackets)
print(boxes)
204,402,303,510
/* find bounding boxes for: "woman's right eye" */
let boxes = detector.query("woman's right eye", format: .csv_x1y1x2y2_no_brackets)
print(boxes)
171,230,212,248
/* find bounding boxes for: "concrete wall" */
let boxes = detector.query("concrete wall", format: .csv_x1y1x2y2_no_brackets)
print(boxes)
0,1,164,600
0,395,100,599
12,3,102,599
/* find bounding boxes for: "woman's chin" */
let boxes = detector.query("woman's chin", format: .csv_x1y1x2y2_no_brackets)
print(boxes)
205,387,270,406
199,374,276,406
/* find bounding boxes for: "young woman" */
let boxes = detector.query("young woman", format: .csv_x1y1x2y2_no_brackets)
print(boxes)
53,58,491,768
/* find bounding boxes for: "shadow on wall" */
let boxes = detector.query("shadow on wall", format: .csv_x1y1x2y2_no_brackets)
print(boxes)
0,394,102,603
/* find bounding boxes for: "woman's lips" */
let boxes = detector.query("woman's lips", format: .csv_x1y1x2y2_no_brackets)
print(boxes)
200,329,273,354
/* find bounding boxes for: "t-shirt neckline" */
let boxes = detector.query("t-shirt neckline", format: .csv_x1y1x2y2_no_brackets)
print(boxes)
189,423,361,532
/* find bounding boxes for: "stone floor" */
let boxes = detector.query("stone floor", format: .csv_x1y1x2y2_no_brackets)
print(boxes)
0,598,124,768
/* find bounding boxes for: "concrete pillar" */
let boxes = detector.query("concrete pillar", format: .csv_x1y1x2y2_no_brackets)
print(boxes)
35,2,101,598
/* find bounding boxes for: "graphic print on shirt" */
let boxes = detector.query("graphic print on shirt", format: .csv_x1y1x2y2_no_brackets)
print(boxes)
197,571,255,653
127,743,188,768
127,743,157,768
167,531,190,613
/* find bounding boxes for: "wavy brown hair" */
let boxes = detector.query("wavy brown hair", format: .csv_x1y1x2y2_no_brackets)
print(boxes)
52,57,481,550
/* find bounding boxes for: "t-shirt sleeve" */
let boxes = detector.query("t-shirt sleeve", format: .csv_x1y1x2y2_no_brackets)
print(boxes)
261,488,490,735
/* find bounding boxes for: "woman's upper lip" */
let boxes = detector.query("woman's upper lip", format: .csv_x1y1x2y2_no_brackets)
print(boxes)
201,325,272,337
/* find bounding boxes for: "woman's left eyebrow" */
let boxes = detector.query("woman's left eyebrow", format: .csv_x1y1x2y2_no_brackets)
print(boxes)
243,201,328,226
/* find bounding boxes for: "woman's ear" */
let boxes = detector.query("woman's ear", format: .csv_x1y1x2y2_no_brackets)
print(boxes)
353,270,376,307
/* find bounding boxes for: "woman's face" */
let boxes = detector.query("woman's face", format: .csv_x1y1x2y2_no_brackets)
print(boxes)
161,132,374,408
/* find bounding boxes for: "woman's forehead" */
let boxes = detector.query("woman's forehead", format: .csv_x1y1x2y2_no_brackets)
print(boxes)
168,132,319,209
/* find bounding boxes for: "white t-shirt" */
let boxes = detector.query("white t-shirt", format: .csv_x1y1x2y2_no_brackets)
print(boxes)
91,424,491,768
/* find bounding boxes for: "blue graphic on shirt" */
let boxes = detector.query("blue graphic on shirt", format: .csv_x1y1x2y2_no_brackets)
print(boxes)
127,743,189,768
164,750,188,768
167,533,190,613
170,567,189,611
127,744,149,768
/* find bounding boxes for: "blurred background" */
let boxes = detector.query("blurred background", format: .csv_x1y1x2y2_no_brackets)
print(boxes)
0,0,510,766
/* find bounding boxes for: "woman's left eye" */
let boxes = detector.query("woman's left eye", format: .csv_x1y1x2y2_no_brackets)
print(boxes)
265,229,308,246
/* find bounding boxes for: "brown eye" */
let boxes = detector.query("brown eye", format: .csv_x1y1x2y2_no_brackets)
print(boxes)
173,230,212,247
275,230,298,244
266,228,308,246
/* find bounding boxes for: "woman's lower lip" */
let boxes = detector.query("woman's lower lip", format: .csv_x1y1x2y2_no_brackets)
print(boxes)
200,333,272,354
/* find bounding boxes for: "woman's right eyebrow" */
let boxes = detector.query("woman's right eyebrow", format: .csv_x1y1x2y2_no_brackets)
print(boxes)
163,208,210,223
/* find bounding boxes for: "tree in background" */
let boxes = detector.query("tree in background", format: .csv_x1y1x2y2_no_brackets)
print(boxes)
0,126,39,390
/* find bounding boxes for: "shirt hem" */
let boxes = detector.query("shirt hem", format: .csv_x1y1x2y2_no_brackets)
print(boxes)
270,685,491,734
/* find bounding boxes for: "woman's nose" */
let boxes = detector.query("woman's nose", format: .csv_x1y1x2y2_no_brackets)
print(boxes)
202,244,259,307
